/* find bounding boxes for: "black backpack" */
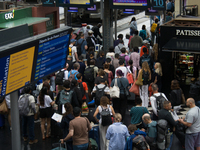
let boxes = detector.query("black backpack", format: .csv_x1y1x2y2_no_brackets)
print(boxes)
84,66,94,82
153,93,167,112
76,40,84,56
95,85,107,106
55,70,64,85
142,70,149,85
95,57,105,69
119,55,127,66
100,106,112,126
132,135,149,150
141,55,152,69
77,82,85,99
189,81,200,101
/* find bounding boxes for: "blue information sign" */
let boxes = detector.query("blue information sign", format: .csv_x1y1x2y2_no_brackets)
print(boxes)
34,33,70,81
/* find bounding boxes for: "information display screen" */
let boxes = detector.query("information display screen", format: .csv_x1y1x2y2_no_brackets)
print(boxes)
57,0,93,7
123,9,135,14
0,27,71,97
87,5,96,11
34,33,70,81
111,0,150,9
68,7,78,12
152,0,166,10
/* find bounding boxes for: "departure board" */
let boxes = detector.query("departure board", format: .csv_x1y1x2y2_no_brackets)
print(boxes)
57,0,93,7
111,0,150,9
34,33,70,81
152,0,166,10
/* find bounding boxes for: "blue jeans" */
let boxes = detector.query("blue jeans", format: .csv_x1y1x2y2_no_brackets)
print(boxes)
73,143,88,150
22,115,35,140
166,133,173,150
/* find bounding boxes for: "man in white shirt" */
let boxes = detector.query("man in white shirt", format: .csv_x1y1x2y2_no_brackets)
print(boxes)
69,39,79,63
115,59,130,78
150,84,168,120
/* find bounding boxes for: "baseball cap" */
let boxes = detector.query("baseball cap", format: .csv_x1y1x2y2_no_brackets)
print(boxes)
70,39,76,43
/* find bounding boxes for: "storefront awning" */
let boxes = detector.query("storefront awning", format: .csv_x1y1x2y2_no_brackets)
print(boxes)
0,17,50,28
162,38,200,52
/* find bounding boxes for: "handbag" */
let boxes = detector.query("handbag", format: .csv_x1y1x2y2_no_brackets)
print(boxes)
110,79,120,98
129,81,139,95
0,99,8,114
127,73,134,84
135,71,143,86
119,79,130,97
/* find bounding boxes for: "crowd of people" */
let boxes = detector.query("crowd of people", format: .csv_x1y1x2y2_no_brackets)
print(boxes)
1,3,200,149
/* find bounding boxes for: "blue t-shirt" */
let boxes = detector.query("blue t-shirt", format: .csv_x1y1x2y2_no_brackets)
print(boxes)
77,38,87,54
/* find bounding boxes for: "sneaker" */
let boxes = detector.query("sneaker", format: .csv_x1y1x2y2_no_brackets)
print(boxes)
23,137,28,142
29,139,38,144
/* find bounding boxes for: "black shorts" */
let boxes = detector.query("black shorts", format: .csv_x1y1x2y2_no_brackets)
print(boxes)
39,107,52,118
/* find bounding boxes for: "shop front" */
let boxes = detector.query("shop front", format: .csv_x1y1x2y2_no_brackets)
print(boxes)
159,18,200,97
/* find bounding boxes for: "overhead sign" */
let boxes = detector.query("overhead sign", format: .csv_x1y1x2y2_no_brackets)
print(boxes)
56,0,93,7
34,33,69,80
5,10,15,20
0,27,71,97
152,0,166,10
111,0,150,9
0,47,35,96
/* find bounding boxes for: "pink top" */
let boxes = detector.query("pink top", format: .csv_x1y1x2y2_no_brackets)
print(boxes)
130,52,140,70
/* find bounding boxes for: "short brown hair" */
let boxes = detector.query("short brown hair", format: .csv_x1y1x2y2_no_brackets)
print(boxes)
128,124,137,133
171,80,180,90
100,96,109,106
104,63,110,70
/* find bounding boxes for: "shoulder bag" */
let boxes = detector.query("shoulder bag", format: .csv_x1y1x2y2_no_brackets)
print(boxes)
129,80,139,95
135,70,143,86
110,79,120,98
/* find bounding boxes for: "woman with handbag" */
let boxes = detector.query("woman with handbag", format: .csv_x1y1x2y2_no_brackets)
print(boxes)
110,69,129,121
137,62,151,108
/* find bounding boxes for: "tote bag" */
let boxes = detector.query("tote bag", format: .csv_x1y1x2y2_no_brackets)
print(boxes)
135,71,143,86
110,79,120,98
129,81,139,95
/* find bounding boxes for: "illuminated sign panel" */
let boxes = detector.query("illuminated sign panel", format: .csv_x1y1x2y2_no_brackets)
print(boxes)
111,0,150,9
0,27,71,97
57,0,93,7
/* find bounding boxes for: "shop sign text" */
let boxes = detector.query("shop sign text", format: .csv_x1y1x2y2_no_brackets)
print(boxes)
176,29,200,37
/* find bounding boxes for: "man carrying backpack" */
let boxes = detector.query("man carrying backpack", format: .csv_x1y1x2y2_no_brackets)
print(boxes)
69,39,79,63
68,63,80,81
150,18,159,46
139,47,154,71
166,0,174,13
119,47,130,66
56,80,79,112
77,73,89,103
150,84,168,120
18,86,38,144
158,101,179,150
92,77,110,106
76,33,88,58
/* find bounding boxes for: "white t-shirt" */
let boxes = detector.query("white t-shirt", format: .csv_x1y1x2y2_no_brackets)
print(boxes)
150,92,168,116
37,95,53,109
115,66,130,78
56,69,68,80
70,45,77,62
98,105,112,124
